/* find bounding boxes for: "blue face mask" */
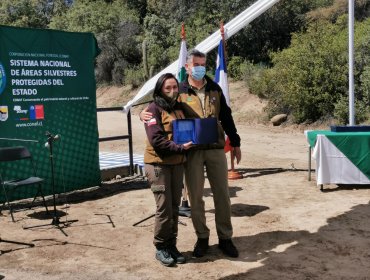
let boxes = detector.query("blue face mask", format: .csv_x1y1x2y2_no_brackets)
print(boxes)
191,66,206,81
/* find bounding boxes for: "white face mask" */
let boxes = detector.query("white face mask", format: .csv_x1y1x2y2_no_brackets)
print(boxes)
191,66,206,80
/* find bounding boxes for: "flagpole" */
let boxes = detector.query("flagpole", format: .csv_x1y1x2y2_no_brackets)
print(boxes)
178,23,191,217
220,21,226,59
220,21,230,102
181,22,185,40
220,21,242,180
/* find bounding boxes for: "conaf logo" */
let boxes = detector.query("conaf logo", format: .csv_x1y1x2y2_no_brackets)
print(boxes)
0,63,6,95
0,106,8,121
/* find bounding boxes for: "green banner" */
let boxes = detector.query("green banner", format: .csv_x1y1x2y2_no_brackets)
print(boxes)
0,25,101,202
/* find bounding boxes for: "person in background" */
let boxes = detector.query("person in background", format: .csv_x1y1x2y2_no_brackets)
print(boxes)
141,49,242,258
143,73,192,267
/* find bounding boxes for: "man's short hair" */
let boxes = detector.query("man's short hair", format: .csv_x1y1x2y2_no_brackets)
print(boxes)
186,49,206,62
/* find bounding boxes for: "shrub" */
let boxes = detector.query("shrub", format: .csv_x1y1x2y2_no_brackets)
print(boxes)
249,16,370,124
124,67,145,89
228,56,244,80
334,95,368,125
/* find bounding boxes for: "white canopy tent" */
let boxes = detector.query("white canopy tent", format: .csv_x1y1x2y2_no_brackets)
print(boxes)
123,0,281,112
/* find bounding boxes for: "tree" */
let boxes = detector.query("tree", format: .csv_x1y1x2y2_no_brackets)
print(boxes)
250,16,370,124
226,0,334,64
307,0,370,23
141,0,333,76
0,0,70,28
49,0,142,85
142,0,254,74
124,0,147,24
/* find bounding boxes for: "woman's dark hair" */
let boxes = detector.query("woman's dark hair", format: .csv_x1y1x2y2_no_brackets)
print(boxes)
152,73,179,112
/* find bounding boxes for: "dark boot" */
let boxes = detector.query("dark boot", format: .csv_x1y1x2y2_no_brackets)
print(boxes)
218,239,239,258
193,237,209,258
168,244,186,264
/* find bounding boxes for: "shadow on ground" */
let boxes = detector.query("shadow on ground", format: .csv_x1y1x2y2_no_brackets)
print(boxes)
206,203,269,218
207,201,370,279
4,175,149,212
321,184,370,193
237,167,308,178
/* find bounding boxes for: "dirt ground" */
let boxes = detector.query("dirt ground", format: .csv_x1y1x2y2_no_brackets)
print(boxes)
1,83,370,279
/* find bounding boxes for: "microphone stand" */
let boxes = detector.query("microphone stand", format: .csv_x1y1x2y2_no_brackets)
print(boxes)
23,132,78,236
48,134,60,226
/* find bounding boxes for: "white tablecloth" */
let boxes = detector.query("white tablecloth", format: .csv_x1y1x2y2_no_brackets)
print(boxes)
312,135,370,185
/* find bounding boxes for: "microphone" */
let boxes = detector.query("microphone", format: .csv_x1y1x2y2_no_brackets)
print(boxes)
45,131,60,140
44,132,61,148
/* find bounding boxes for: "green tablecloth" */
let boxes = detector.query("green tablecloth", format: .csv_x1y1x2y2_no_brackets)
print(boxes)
307,130,370,180
306,130,336,148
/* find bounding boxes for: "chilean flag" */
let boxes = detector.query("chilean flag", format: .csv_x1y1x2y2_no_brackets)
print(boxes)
215,39,232,153
214,40,230,106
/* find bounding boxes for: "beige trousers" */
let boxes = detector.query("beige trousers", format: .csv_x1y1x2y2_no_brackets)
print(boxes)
185,149,232,239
